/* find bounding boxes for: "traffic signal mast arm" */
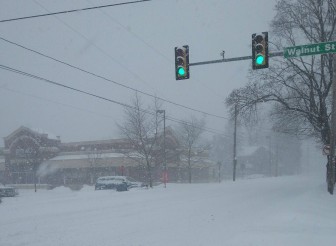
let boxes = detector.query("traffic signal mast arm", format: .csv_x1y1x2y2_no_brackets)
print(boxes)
175,32,277,80
189,51,283,67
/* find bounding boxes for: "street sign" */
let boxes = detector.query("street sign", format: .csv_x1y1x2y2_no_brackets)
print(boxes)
323,144,330,156
284,41,336,59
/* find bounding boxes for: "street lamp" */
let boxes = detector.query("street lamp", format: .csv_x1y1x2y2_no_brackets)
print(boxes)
156,110,166,188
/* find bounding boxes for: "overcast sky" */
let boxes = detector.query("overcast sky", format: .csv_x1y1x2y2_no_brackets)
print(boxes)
0,0,277,145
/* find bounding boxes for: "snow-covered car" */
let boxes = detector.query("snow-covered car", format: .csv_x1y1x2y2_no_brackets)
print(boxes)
0,186,18,197
94,176,143,191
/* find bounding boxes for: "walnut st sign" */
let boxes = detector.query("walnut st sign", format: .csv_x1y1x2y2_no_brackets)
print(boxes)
284,41,336,59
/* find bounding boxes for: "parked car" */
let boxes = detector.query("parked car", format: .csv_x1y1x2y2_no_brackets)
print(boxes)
95,176,143,191
0,186,18,197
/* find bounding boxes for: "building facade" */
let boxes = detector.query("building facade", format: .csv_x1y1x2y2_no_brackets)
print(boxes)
0,127,216,186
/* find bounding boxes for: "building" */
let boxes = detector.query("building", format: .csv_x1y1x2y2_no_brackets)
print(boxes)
0,126,216,186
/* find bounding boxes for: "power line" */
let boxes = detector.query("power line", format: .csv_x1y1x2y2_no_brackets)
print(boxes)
0,0,152,23
0,36,228,120
0,64,132,109
90,0,227,100
86,0,170,63
1,85,224,135
0,86,117,121
0,64,224,135
32,0,228,119
33,0,156,91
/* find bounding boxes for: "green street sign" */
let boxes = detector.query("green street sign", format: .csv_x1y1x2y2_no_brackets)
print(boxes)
284,41,336,58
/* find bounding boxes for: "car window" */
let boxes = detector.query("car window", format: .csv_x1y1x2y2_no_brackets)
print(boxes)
127,177,136,182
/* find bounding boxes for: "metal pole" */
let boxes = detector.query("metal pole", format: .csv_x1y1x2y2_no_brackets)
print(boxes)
233,104,237,182
275,142,279,177
156,110,167,187
189,51,283,67
328,54,336,194
163,110,166,188
269,136,272,176
34,162,37,192
218,161,221,183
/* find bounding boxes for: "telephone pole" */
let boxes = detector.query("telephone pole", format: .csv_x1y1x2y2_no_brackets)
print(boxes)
157,110,167,188
233,104,238,182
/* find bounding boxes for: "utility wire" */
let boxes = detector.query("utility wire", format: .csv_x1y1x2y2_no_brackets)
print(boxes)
33,0,155,91
90,0,227,100
0,0,152,23
0,64,224,135
0,86,226,135
0,36,228,120
0,86,117,121
0,64,133,109
33,0,228,118
85,0,171,63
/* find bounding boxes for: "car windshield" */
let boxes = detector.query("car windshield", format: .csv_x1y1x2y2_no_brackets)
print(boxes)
97,177,124,182
1,1,336,246
126,177,137,182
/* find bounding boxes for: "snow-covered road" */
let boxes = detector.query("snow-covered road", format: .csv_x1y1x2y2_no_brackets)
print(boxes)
1,174,335,246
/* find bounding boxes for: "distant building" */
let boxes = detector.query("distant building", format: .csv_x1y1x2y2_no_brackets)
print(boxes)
237,146,273,177
0,126,216,186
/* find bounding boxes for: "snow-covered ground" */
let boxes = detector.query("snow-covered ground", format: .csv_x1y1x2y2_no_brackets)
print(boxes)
1,173,335,246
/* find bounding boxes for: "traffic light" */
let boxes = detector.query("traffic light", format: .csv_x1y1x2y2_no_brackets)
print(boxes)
252,32,268,70
175,45,190,80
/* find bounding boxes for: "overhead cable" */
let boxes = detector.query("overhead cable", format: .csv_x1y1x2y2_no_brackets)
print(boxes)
0,0,152,23
0,36,228,120
0,64,225,135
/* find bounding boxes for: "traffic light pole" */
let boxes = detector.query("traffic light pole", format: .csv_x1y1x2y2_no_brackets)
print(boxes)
328,54,336,194
189,51,283,67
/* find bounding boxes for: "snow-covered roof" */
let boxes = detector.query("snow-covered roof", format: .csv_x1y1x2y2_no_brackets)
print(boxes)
31,128,59,140
49,152,126,161
239,146,270,157
60,138,127,147
4,126,59,141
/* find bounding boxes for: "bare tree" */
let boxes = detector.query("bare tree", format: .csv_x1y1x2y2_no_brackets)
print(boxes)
226,0,336,193
117,93,161,188
177,116,206,183
226,0,336,146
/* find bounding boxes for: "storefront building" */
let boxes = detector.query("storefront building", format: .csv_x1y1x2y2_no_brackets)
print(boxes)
0,126,216,186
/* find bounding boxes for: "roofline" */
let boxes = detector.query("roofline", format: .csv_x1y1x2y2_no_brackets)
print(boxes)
4,126,39,140
3,126,61,143
60,138,128,147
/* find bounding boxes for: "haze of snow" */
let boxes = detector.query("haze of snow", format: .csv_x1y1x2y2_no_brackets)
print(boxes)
1,174,335,246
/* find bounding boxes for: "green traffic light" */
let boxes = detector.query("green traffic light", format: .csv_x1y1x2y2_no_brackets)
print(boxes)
178,67,186,76
256,55,264,65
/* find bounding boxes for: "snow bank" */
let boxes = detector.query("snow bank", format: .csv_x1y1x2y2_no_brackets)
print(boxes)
0,174,335,246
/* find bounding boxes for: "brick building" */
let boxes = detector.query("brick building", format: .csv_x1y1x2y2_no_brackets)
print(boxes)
0,126,216,186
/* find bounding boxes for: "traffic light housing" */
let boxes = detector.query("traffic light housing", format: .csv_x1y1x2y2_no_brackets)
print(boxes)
175,45,190,80
252,32,268,70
